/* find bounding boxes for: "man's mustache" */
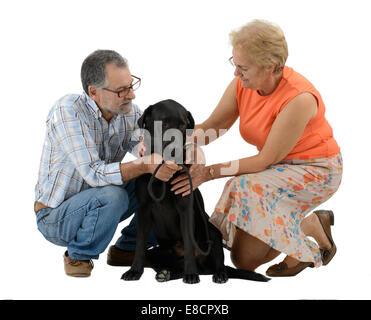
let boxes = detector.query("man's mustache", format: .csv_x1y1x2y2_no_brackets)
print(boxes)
120,100,132,106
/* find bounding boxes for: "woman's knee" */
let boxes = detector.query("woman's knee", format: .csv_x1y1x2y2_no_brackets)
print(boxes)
230,228,272,271
230,243,264,271
230,247,245,269
230,247,261,271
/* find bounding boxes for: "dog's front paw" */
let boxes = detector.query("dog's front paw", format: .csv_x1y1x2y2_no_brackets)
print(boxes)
156,269,171,282
212,271,228,284
121,269,143,281
183,273,200,284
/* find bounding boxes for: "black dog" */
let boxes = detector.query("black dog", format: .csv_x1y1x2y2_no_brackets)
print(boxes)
122,99,270,284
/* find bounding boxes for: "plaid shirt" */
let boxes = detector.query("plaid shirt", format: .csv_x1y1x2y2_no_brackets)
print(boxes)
35,92,142,208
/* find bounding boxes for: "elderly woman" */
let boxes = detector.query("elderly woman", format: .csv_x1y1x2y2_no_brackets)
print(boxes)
171,19,343,277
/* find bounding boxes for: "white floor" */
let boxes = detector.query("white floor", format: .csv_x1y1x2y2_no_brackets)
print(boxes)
2,200,369,300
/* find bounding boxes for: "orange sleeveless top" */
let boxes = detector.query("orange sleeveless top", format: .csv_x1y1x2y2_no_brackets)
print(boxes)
237,66,340,159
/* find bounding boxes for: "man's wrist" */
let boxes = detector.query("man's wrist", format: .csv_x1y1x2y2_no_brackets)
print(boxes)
135,156,149,174
121,158,148,182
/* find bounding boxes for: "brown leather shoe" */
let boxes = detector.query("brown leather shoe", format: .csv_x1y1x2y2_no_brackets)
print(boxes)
314,210,336,266
63,251,94,277
266,261,314,277
107,245,149,267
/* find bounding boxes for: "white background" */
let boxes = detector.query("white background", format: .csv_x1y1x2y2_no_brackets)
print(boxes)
1,0,370,300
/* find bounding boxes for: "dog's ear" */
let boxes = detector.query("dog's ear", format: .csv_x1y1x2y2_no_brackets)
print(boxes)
137,105,153,129
137,114,145,128
186,111,195,136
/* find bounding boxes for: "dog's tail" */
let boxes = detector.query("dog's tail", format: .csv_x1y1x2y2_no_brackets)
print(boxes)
225,266,271,282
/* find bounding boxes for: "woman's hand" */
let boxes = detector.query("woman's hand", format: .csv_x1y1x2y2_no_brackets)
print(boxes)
170,163,209,196
170,145,209,196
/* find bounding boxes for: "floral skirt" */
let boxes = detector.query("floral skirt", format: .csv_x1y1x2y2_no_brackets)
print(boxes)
209,152,343,267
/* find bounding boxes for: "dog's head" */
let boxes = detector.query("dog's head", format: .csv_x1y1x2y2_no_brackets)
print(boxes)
137,99,195,162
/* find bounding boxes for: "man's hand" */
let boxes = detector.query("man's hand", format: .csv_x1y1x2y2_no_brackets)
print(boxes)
138,137,147,157
142,153,181,182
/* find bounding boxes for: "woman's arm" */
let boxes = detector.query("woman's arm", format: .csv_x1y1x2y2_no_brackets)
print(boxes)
206,92,318,178
189,78,239,146
173,92,318,195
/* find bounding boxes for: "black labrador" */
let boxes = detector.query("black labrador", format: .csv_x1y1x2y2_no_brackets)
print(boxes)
122,99,270,284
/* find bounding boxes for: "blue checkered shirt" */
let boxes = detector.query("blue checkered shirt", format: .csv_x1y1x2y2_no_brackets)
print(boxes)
35,92,142,208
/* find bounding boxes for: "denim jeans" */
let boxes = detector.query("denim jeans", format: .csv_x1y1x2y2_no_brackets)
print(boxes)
36,179,157,260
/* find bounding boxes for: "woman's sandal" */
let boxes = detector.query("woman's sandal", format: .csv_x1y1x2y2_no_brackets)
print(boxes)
265,210,336,277
314,210,337,266
266,261,314,277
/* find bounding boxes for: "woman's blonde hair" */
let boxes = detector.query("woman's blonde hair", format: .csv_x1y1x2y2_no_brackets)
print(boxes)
229,19,288,71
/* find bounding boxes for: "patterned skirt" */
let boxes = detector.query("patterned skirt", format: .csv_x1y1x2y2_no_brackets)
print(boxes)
209,152,343,267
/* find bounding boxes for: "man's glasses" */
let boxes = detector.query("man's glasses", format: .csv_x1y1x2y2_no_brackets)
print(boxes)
102,75,141,98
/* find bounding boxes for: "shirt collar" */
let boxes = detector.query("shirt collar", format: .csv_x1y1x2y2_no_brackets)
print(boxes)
83,92,102,119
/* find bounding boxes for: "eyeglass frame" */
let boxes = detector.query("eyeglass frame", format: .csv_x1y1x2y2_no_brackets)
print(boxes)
228,56,249,74
101,75,141,98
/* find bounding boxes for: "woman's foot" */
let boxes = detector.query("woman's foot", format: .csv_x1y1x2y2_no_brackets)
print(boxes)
301,212,331,249
313,210,337,265
266,256,314,277
282,255,302,268
301,210,336,265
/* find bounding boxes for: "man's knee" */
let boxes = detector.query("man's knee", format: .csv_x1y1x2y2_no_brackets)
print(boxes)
96,185,129,212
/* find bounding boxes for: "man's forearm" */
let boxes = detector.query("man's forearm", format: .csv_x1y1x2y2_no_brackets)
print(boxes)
120,158,147,182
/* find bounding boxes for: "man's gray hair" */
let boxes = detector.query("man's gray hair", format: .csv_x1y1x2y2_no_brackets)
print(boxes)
81,49,128,94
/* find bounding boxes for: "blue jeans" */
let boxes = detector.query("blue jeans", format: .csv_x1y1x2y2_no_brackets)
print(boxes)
36,179,157,260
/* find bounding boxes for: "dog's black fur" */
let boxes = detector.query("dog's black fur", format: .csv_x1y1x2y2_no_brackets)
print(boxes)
121,99,270,284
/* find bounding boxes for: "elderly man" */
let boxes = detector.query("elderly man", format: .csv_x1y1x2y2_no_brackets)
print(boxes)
34,50,180,277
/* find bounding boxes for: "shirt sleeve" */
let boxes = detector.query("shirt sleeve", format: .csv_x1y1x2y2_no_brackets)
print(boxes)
49,105,123,187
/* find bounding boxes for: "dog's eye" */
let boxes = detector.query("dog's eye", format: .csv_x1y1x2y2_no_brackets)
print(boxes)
163,122,169,128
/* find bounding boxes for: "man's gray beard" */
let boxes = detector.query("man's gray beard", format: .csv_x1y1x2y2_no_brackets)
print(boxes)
118,101,132,114
102,101,132,115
